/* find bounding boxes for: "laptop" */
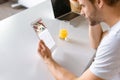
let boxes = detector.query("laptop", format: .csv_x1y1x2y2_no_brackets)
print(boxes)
51,0,80,21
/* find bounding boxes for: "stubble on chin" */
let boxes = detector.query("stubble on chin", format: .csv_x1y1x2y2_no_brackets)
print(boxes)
87,18,100,26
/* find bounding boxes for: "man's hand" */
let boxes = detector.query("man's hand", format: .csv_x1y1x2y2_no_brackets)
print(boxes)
38,40,52,63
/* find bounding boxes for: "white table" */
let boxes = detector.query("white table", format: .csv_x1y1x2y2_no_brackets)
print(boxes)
0,0,95,80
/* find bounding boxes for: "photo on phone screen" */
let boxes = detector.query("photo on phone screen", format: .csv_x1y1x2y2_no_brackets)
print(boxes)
32,19,46,34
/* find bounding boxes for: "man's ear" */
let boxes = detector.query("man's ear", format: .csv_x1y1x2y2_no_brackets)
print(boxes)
95,0,104,8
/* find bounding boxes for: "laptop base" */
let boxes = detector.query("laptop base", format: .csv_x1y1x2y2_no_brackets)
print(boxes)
57,12,80,21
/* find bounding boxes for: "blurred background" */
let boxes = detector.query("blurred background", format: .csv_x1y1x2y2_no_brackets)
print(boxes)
0,0,46,20
0,0,25,20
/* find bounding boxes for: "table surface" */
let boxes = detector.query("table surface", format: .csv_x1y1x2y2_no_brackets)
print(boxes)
0,0,95,80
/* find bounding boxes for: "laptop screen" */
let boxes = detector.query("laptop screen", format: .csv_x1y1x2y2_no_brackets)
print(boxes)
51,0,71,18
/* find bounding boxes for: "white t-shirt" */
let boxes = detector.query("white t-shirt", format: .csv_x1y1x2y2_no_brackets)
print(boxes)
90,21,120,80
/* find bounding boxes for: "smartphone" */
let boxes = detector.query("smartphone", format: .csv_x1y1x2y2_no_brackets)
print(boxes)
32,18,56,51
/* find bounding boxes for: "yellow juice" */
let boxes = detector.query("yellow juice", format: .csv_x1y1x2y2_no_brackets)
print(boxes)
59,29,68,39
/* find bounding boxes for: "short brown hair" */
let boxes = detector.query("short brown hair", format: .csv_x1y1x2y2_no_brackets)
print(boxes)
89,0,120,6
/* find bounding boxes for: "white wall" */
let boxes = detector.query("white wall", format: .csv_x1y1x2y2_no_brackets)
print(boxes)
18,0,46,8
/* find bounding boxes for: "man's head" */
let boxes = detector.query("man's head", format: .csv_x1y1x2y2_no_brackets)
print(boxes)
78,0,120,26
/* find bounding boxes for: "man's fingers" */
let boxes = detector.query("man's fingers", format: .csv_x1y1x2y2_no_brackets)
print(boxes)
40,40,46,46
40,41,46,50
40,40,49,49
38,41,46,58
38,40,45,52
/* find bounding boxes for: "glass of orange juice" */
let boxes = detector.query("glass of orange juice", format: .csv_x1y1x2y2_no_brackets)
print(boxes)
59,21,69,40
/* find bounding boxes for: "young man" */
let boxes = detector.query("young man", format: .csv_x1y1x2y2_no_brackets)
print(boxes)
38,0,120,80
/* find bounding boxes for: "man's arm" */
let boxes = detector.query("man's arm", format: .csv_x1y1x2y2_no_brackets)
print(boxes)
89,24,103,49
76,69,103,80
45,58,76,80
38,40,103,80
89,24,109,49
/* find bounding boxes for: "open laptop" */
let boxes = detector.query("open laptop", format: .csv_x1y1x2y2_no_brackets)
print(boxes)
51,0,80,21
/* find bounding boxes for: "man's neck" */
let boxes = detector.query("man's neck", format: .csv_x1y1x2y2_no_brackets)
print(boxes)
103,6,120,27
106,16,120,28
